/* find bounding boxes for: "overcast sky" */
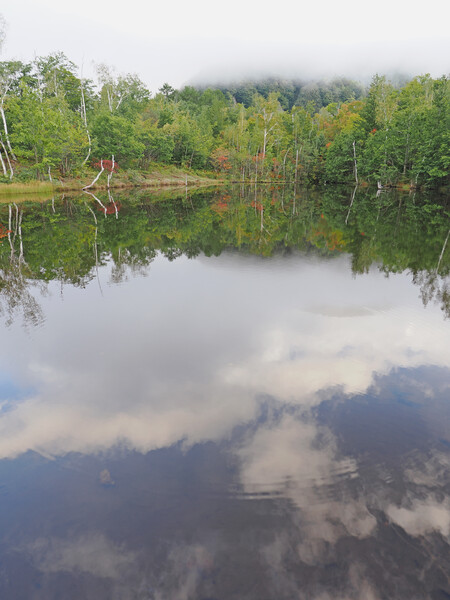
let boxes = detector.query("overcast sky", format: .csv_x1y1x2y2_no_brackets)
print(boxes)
2,0,449,92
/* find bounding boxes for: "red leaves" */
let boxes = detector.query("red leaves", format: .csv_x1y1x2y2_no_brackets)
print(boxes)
93,159,119,173
216,155,231,170
0,224,12,240
211,195,230,213
211,149,231,172
96,201,122,215
252,152,265,163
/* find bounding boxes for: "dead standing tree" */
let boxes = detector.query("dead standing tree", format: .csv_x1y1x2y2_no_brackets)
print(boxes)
83,157,117,190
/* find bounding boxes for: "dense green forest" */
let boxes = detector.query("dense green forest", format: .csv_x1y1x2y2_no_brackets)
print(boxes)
0,186,449,326
0,53,448,188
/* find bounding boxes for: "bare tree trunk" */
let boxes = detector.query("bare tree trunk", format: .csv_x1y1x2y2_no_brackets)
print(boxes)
436,229,450,274
83,159,104,190
0,138,13,179
84,189,107,217
8,204,14,259
108,189,119,219
0,145,6,175
107,155,115,188
345,185,357,225
0,102,16,160
83,129,92,165
107,88,113,113
83,199,103,294
18,208,25,264
352,140,358,185
80,78,92,165
282,149,288,181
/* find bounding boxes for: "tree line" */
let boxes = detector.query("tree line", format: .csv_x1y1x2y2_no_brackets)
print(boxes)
0,52,448,188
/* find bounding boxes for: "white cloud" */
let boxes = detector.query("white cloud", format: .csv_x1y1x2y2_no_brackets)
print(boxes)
237,413,376,561
1,1,449,91
26,534,137,579
0,254,449,460
387,496,450,538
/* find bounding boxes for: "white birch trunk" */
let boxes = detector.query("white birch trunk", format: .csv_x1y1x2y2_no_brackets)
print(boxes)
107,88,113,113
84,189,107,217
436,229,450,274
0,103,16,160
1,138,13,179
108,190,119,219
107,155,115,188
18,209,25,264
345,185,357,225
0,145,6,175
84,200,103,293
83,130,92,166
80,81,92,165
282,149,288,181
8,204,14,258
83,160,104,189
352,140,358,185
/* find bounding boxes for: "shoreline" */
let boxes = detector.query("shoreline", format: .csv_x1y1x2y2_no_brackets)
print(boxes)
0,170,223,199
0,175,446,202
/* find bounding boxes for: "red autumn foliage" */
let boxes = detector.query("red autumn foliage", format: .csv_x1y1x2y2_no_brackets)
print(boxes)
0,224,12,240
251,200,263,211
211,196,230,213
211,149,231,172
216,155,231,170
92,159,119,173
252,152,265,163
96,201,122,215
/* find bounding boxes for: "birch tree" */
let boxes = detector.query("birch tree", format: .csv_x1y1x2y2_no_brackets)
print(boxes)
95,64,149,116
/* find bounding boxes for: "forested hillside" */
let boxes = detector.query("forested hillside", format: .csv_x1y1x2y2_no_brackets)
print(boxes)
0,53,448,188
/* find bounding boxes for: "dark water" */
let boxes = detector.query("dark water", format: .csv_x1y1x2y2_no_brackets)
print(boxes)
0,186,449,599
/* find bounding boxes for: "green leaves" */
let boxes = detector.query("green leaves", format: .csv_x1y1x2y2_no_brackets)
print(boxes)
9,86,88,176
91,112,144,163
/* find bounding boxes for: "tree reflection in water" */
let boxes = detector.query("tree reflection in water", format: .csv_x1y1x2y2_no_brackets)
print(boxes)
0,185,448,327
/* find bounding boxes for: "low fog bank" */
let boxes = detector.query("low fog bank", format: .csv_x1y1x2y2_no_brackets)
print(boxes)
1,2,448,94
187,38,449,89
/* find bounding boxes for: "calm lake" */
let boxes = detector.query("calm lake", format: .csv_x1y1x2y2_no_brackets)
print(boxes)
0,185,449,599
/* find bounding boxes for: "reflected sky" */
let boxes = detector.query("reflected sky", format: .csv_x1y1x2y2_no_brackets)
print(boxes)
0,235,449,598
0,251,448,459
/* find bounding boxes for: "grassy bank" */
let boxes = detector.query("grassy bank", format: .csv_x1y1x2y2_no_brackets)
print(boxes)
0,181,57,197
0,165,222,199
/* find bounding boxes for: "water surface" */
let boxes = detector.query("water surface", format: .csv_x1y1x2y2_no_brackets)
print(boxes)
0,186,449,599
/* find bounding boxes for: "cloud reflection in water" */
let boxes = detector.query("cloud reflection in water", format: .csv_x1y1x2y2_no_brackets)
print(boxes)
0,250,449,599
0,253,448,460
